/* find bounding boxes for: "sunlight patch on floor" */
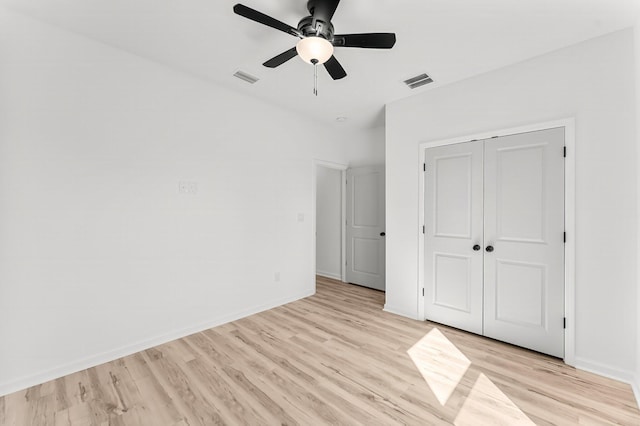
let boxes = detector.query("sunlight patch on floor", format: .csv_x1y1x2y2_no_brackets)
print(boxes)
454,373,535,425
407,328,471,405
408,328,535,424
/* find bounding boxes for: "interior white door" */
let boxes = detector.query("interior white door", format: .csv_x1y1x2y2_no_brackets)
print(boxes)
483,128,565,358
424,142,484,334
346,166,385,290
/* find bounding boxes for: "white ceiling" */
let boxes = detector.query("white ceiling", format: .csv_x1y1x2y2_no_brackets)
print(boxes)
2,0,639,130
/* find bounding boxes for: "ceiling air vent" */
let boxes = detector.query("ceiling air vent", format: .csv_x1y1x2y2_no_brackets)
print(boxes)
233,70,259,84
404,73,433,89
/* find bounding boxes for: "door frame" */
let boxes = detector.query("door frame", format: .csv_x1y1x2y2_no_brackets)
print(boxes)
417,118,576,365
313,159,348,283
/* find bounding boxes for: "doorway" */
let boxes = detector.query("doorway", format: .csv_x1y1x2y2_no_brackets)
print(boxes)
314,162,386,291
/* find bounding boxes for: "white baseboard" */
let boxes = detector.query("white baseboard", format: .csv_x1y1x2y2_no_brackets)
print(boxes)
574,357,636,383
316,271,342,281
574,357,639,408
383,304,419,320
632,375,640,410
0,289,314,397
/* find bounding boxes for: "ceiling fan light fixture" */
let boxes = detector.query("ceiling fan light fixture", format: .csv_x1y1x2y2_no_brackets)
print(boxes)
296,36,334,64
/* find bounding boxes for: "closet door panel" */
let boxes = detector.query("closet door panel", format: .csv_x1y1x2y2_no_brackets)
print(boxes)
483,128,565,358
424,142,484,334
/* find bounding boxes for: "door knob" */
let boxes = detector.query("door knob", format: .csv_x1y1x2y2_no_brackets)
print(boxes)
473,245,481,251
486,245,494,252
380,232,386,237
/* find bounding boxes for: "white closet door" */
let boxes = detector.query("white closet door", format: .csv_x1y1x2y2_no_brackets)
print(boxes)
424,142,484,334
483,128,565,358
346,166,385,291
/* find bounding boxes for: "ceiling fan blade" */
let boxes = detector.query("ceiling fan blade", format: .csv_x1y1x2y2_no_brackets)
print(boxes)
233,4,300,37
311,0,341,22
333,33,396,49
324,55,347,80
263,47,298,68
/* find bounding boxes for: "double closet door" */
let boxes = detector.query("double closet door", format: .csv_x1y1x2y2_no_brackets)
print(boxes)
424,127,565,358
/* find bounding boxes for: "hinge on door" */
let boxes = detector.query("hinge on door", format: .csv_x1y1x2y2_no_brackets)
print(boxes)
423,163,426,172
422,225,425,234
563,146,567,158
563,232,566,243
422,288,425,296
563,317,566,329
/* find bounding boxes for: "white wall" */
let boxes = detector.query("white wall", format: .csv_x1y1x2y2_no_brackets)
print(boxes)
0,8,368,395
386,30,637,381
316,167,342,280
346,126,385,167
635,13,640,403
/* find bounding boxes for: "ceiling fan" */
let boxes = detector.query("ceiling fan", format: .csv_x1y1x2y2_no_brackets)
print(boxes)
233,0,396,81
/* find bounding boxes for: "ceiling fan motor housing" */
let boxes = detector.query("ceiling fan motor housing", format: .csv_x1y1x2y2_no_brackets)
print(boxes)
297,16,334,41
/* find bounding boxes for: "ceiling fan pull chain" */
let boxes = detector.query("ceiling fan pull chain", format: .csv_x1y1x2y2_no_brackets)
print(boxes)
312,58,318,96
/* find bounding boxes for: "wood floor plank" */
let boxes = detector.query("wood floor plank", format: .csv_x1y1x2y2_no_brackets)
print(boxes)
140,349,225,426
1,276,639,425
232,322,390,425
0,394,5,425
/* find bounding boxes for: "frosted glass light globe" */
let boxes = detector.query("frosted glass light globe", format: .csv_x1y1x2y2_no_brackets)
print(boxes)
296,36,334,64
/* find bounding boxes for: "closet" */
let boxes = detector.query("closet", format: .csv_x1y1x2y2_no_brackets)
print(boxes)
423,127,565,357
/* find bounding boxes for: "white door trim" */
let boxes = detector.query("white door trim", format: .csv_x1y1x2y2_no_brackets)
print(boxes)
417,118,576,366
313,159,348,283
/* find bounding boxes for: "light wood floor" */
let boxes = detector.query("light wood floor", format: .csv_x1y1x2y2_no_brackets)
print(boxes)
1,276,639,425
